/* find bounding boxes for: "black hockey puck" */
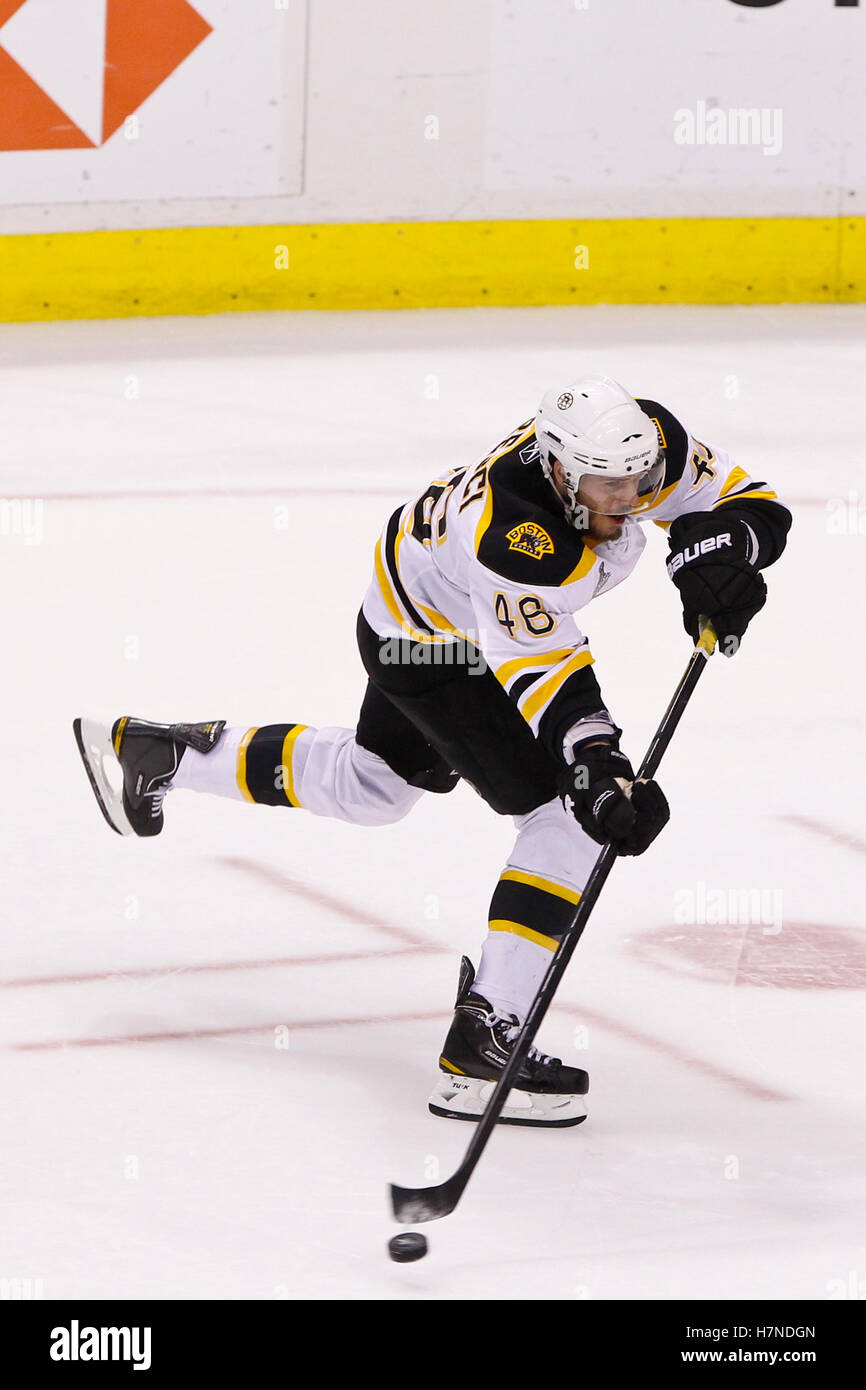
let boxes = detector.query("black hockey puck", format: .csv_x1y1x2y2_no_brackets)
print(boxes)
388,1232,428,1263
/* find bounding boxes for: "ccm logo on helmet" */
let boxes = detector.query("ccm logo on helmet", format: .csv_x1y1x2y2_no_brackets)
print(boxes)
667,532,732,577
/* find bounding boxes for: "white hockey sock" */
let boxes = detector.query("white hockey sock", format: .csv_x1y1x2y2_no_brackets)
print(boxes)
169,725,250,800
169,723,423,826
472,798,597,1022
473,929,554,1025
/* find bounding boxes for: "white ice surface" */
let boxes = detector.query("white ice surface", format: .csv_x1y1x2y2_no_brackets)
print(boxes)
1,305,865,1300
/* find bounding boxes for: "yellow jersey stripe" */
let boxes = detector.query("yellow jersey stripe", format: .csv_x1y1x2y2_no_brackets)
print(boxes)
280,724,308,808
393,501,469,638
485,422,535,470
488,918,559,952
716,486,778,505
236,726,259,803
500,869,581,906
472,423,536,556
374,534,437,642
376,528,452,644
393,525,459,642
561,545,597,586
474,481,494,553
718,466,750,499
374,534,409,630
495,647,574,685
638,476,682,516
415,599,467,638
519,648,595,725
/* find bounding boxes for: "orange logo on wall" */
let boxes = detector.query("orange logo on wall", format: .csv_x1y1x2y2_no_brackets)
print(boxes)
0,0,212,150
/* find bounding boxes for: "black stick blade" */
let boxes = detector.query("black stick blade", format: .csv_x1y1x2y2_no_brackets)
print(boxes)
390,1174,466,1224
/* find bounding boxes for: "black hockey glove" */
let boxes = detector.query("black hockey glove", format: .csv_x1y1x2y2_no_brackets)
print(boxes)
559,741,670,857
666,511,766,655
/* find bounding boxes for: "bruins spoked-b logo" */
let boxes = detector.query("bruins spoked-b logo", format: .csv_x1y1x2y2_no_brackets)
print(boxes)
506,521,554,559
557,392,574,410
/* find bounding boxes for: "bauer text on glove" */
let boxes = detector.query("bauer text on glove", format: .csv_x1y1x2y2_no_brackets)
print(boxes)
666,512,767,654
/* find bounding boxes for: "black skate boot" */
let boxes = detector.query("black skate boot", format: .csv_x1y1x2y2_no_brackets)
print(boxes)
429,956,588,1127
73,716,225,837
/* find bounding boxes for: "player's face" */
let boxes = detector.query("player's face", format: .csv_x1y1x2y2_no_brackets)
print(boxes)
552,463,651,539
560,471,641,539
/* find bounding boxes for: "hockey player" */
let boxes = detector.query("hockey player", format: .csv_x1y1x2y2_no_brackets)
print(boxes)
74,376,791,1128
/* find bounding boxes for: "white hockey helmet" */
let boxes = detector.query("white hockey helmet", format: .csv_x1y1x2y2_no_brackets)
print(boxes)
535,375,665,523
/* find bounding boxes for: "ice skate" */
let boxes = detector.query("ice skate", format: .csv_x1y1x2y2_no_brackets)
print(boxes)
430,956,589,1127
72,716,225,837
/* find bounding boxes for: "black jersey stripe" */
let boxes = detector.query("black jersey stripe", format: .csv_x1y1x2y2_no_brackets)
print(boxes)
384,507,435,635
537,663,605,760
718,479,769,500
508,670,544,703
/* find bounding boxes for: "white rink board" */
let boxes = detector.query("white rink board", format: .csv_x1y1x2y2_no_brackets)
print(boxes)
1,0,865,232
0,0,306,207
485,0,863,210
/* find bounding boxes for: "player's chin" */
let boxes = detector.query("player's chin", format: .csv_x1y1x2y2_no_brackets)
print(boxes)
594,515,625,539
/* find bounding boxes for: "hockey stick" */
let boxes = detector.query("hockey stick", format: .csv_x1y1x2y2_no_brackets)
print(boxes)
390,620,718,1224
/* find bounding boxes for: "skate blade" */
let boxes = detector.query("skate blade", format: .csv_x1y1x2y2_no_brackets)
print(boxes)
72,717,133,836
428,1073,587,1128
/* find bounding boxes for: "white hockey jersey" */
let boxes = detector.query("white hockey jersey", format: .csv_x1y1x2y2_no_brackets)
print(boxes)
361,399,789,762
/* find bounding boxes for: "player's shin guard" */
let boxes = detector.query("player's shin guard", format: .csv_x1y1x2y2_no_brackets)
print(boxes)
233,724,308,807
169,722,424,826
430,957,588,1128
474,866,581,1021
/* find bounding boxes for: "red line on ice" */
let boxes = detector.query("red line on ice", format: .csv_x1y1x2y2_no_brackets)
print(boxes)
0,860,443,989
5,856,785,1097
0,945,439,991
560,1005,788,1102
12,1010,449,1051
778,814,866,859
0,488,823,508
1,485,405,503
10,1004,787,1099
217,855,440,950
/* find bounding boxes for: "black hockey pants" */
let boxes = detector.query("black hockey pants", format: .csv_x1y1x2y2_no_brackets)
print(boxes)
355,611,561,817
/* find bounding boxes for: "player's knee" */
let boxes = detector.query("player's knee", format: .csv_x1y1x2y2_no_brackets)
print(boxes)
508,795,596,894
357,782,423,825
346,745,425,825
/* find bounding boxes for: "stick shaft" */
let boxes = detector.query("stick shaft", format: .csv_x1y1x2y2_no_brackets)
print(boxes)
391,625,717,1221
